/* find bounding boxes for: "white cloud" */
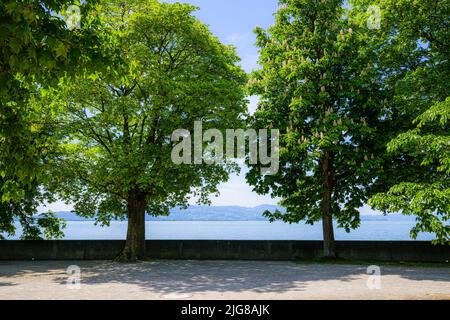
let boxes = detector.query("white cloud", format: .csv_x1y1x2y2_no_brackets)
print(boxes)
225,33,249,44
38,200,74,213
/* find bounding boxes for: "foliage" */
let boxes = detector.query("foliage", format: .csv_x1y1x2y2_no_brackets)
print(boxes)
0,0,103,238
44,0,247,227
350,0,450,242
369,97,449,242
246,0,388,238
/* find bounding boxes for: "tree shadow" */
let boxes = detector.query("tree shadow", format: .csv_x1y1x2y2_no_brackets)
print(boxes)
0,260,449,297
376,265,450,282
48,261,366,294
0,282,16,287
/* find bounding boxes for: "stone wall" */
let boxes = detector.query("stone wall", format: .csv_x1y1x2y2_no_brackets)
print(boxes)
1,240,449,262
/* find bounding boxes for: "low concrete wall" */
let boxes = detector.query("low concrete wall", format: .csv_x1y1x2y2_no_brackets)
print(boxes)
0,240,449,262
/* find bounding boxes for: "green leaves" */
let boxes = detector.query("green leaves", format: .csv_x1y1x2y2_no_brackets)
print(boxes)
357,0,450,243
247,0,386,234
46,0,246,223
36,212,67,240
53,41,69,59
369,182,450,243
0,0,104,239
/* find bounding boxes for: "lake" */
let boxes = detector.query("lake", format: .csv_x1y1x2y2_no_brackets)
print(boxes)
7,215,435,240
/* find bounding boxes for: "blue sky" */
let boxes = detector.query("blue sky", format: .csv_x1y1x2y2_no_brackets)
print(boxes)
165,0,279,73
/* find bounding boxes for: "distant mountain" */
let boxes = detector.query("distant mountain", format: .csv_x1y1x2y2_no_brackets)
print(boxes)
154,205,286,221
53,205,286,222
53,212,91,221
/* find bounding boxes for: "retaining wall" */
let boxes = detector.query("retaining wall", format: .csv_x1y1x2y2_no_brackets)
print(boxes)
0,240,449,262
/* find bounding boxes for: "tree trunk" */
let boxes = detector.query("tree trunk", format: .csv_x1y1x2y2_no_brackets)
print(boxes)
115,193,147,262
320,150,337,258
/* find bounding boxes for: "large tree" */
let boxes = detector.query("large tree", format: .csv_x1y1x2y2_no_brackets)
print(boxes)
349,0,450,242
43,0,246,261
246,0,390,257
0,0,103,239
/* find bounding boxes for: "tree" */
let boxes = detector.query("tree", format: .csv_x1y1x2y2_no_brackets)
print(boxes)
247,0,389,257
44,0,246,261
0,0,103,239
0,178,66,240
351,0,450,242
370,98,450,242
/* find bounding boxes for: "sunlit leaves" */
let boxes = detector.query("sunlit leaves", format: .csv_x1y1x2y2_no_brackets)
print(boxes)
0,0,103,239
247,0,387,233
47,0,247,223
359,0,450,242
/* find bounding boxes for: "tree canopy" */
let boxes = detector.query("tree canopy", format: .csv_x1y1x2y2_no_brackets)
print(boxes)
42,0,247,260
246,0,449,256
246,0,392,257
0,0,103,239
353,0,450,243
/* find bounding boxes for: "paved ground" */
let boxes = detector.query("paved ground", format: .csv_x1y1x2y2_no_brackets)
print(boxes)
0,260,449,300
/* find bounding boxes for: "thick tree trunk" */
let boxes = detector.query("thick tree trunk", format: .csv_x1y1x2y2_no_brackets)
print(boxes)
320,150,337,258
115,193,147,262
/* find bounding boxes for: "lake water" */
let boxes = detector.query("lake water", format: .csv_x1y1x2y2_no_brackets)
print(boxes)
7,215,435,240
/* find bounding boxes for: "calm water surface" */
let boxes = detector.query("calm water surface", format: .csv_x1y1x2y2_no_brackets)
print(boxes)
8,215,435,240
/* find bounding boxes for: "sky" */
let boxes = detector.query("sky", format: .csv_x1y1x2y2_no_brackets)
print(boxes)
39,0,379,213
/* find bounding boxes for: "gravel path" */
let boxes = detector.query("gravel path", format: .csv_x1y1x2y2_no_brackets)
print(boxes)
0,260,449,300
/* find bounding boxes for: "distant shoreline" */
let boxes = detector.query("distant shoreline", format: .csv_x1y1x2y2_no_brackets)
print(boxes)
33,205,405,222
50,215,400,222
